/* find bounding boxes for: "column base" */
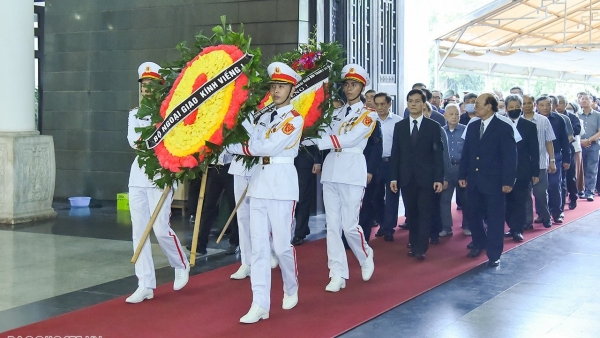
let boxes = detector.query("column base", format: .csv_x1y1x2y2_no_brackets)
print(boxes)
0,132,57,225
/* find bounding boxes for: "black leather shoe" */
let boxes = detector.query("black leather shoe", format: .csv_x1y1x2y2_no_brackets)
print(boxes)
415,253,426,260
543,220,552,228
384,234,394,242
467,241,474,249
224,244,238,255
523,223,533,230
534,217,544,224
467,248,482,258
291,237,304,246
430,238,440,245
569,200,577,210
512,232,524,242
504,231,513,237
406,243,412,249
399,223,409,230
554,215,564,224
407,251,415,257
185,245,207,255
488,259,500,267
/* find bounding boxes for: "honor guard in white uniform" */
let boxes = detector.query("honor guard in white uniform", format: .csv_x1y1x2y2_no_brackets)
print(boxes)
126,62,189,303
229,62,304,323
227,156,254,279
227,154,281,280
317,64,376,292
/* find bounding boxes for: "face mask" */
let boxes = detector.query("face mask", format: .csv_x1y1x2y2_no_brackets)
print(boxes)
498,109,506,115
507,109,522,119
566,109,574,114
465,103,475,113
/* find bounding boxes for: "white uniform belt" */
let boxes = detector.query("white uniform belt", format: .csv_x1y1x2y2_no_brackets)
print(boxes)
260,156,294,164
333,148,363,154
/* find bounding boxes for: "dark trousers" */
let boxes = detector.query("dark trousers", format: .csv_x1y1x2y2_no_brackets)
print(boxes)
294,164,316,239
400,180,435,255
430,194,442,240
372,161,389,227
187,165,238,250
375,161,400,236
566,151,578,202
505,180,529,233
466,186,506,261
548,155,563,218
358,177,378,243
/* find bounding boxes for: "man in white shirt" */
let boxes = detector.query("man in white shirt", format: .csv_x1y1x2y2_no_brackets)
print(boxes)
372,93,402,242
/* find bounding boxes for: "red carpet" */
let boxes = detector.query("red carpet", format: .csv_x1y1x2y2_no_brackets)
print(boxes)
3,200,599,338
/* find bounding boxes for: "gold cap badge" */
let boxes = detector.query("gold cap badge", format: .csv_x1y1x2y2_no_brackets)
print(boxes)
274,67,281,74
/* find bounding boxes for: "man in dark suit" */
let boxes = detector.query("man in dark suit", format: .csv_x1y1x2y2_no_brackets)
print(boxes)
390,89,444,260
358,120,383,242
291,141,322,245
503,95,539,242
459,93,517,267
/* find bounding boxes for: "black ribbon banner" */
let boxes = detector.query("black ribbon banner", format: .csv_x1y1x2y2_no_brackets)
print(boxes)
145,53,254,149
253,62,332,118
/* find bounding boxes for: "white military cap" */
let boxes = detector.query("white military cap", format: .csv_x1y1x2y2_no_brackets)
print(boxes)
267,61,302,86
138,62,163,82
341,64,370,86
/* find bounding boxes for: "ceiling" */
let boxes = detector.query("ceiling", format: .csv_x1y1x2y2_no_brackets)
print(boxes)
435,0,600,83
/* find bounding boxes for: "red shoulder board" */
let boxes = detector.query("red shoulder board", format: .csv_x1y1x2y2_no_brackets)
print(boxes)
290,110,300,117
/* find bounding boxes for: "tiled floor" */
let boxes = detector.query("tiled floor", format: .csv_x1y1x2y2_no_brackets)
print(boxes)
1,200,599,337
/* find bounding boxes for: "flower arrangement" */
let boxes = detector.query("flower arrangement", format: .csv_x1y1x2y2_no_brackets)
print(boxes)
134,16,267,188
257,35,346,140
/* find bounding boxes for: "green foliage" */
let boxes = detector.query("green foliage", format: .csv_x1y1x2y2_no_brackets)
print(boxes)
273,33,345,138
133,16,268,189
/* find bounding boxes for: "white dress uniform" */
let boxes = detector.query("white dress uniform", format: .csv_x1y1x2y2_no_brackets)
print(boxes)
128,109,188,288
127,62,188,300
227,156,255,270
231,62,304,322
317,64,376,287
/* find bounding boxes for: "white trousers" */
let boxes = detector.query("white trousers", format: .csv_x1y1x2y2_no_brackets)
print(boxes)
249,197,298,311
130,186,188,289
323,182,371,279
234,175,252,266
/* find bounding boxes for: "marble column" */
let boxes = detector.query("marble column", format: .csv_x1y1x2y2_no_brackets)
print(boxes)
0,0,56,224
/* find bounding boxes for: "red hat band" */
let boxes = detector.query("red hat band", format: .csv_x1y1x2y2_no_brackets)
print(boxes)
344,73,366,85
271,73,297,85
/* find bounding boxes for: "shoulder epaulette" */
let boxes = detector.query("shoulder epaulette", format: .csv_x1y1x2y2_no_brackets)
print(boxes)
290,109,300,117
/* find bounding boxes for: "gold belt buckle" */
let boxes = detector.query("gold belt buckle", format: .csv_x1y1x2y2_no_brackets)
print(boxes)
262,157,271,165
334,149,342,152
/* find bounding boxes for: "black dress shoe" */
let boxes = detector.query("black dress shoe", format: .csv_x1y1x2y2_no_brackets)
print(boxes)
512,232,524,242
384,234,394,242
554,215,564,224
523,223,533,230
430,238,440,245
406,243,412,249
488,259,500,267
534,217,544,224
185,245,207,255
543,220,552,228
504,231,513,237
224,244,238,255
569,200,577,210
291,237,304,246
399,223,409,230
467,248,482,258
467,241,474,249
407,251,415,257
415,253,426,260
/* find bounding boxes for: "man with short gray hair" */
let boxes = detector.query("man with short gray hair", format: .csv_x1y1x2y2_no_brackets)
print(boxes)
577,92,600,201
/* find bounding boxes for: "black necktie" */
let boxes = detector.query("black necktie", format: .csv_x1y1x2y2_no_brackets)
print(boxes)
345,106,352,117
479,121,484,139
270,110,278,123
411,120,418,144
